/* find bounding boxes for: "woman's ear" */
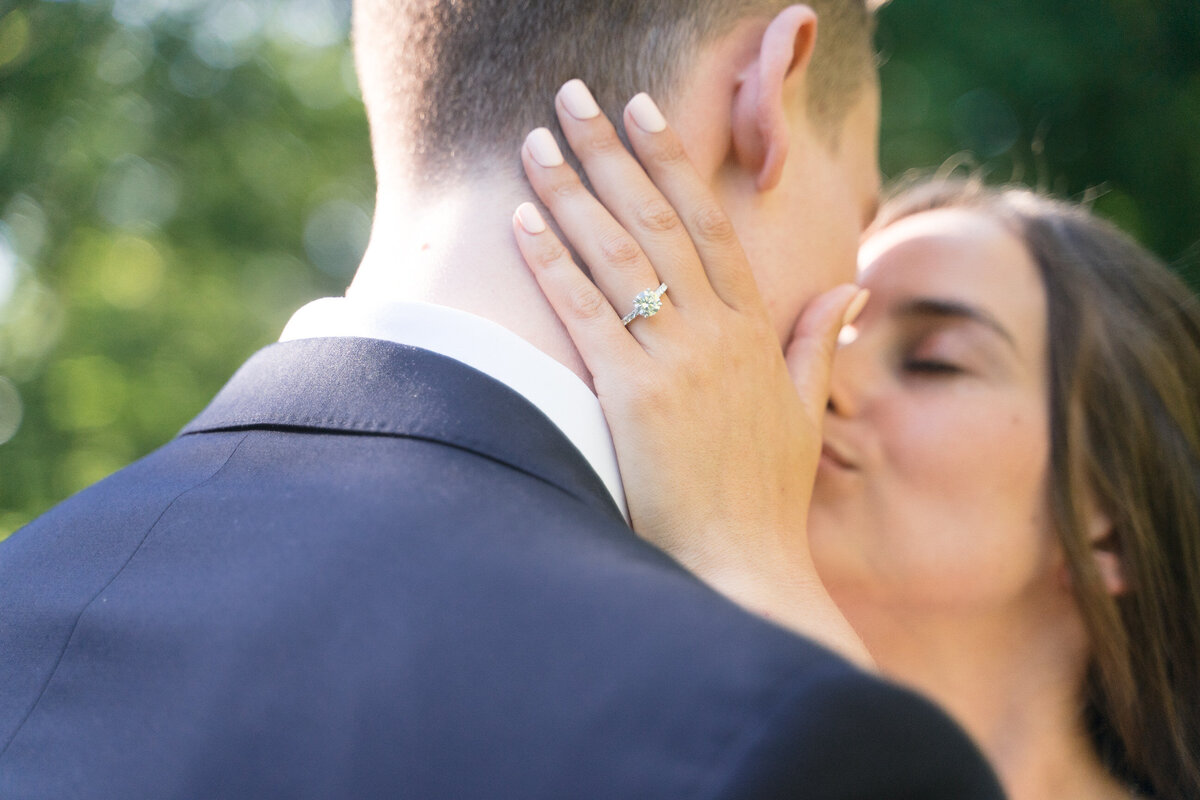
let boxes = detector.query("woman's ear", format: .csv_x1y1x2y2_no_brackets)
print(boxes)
1056,496,1127,597
1088,507,1128,597
730,5,818,192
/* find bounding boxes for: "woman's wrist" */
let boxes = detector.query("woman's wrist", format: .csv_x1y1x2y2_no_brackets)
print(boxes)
696,549,876,671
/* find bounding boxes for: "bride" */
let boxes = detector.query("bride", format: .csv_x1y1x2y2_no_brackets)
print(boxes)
510,88,1200,800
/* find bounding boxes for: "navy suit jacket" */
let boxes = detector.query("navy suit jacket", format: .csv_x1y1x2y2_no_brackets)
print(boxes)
0,337,1005,799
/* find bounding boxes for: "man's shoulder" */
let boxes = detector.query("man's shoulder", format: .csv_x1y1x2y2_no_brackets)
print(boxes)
0,348,1004,799
0,430,1003,799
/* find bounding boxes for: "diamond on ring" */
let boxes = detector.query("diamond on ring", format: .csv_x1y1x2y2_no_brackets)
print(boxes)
621,283,668,326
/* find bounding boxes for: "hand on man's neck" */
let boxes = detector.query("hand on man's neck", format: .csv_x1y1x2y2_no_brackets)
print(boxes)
344,13,822,394
348,178,594,389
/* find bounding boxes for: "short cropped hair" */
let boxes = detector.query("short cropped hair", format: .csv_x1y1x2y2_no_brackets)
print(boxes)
353,0,877,187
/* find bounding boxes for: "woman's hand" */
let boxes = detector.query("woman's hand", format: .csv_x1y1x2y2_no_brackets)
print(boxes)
512,80,872,667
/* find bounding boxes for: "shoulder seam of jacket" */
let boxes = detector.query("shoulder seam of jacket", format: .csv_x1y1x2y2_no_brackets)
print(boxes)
0,431,253,759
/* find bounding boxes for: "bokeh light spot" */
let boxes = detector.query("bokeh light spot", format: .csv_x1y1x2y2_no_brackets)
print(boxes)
303,198,370,277
97,235,165,309
285,47,354,109
97,155,181,230
111,0,205,30
0,224,18,313
95,27,155,85
191,0,263,70
45,355,129,432
0,376,22,445
270,0,350,49
0,281,63,377
0,10,31,73
4,195,48,266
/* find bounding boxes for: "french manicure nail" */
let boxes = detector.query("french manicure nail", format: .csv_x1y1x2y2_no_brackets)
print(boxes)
560,79,601,120
515,202,547,234
842,288,870,327
627,93,667,133
526,128,564,167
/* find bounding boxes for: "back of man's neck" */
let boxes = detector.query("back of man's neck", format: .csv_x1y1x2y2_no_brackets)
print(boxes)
348,182,592,388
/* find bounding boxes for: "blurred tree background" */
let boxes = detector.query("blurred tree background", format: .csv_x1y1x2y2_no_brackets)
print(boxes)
0,0,1197,538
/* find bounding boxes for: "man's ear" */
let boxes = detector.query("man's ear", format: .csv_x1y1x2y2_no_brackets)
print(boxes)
731,5,818,192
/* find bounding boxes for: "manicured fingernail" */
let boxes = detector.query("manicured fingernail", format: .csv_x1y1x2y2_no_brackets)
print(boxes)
515,202,547,234
842,288,870,327
627,93,667,133
526,128,564,167
559,79,601,120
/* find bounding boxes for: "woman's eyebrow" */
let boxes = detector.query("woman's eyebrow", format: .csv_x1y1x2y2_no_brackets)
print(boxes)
894,297,1018,350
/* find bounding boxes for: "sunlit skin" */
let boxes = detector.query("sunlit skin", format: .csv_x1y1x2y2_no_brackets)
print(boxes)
808,208,1130,800
715,83,881,345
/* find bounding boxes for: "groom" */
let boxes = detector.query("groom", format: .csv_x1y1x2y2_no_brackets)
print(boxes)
0,2,1004,797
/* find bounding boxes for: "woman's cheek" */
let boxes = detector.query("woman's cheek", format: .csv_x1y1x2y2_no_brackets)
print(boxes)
879,398,1053,602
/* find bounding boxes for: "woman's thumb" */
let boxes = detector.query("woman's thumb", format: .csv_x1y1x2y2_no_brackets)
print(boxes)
784,284,869,419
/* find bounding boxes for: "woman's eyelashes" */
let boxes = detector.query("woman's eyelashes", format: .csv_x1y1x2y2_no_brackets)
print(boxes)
896,331,970,378
902,357,964,376
881,297,1018,382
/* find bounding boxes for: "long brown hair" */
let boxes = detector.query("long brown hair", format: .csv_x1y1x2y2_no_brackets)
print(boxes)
875,180,1200,799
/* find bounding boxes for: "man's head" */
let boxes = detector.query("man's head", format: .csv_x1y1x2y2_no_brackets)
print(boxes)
353,0,881,341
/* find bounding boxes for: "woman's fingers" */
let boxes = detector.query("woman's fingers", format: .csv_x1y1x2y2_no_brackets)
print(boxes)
621,93,765,314
551,80,710,308
523,79,768,336
785,286,870,421
521,127,680,341
512,202,646,381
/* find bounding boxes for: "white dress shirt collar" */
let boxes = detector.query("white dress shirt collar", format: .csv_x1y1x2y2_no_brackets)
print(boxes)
280,297,629,521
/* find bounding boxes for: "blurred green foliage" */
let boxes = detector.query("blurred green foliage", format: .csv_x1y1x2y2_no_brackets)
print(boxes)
1,0,1197,538
876,0,1200,284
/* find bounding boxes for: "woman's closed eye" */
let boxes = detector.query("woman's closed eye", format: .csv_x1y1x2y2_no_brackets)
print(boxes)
902,357,964,376
892,319,1004,380
888,297,1020,382
898,332,972,377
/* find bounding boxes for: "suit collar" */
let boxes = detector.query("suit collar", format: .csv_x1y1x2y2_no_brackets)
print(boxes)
182,337,625,524
279,297,628,521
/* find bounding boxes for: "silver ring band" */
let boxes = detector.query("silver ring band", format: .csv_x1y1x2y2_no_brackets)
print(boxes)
621,283,668,326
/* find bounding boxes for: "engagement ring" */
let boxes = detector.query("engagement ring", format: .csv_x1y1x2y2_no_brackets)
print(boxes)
621,283,668,326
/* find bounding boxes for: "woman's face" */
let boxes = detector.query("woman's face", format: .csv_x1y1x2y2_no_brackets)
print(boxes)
809,208,1061,614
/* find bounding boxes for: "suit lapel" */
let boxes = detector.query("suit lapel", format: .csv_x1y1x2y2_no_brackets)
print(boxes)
182,337,625,524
